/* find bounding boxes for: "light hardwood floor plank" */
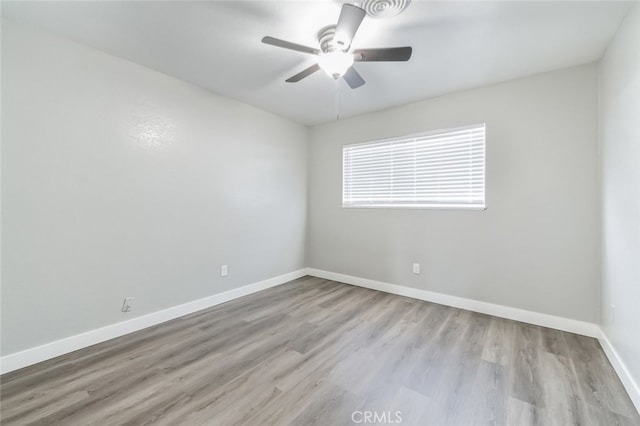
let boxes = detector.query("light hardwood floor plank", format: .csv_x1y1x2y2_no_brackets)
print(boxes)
1,277,638,425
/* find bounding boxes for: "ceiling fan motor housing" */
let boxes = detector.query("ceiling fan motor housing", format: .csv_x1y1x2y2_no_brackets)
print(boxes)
318,25,342,53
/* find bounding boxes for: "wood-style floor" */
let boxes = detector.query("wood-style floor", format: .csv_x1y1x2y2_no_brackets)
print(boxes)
1,276,638,425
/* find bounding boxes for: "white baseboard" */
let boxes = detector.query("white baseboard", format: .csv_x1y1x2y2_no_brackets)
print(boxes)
598,330,640,413
0,269,307,375
306,268,600,338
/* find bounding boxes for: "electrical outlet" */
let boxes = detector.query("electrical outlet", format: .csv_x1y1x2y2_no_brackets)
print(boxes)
122,297,134,313
221,264,228,277
412,263,420,274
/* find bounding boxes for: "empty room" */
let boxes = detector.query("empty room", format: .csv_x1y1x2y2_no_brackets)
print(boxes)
1,0,639,424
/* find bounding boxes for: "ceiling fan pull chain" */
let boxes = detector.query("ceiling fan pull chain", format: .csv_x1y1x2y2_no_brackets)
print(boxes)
335,78,340,121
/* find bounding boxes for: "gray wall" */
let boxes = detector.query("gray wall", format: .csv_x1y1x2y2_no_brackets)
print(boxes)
600,4,640,394
308,64,601,322
1,20,308,356
1,15,616,360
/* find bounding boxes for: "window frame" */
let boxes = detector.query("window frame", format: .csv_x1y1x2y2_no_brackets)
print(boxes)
342,124,487,211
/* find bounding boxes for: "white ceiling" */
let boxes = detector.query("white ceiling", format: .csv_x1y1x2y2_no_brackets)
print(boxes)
1,1,634,125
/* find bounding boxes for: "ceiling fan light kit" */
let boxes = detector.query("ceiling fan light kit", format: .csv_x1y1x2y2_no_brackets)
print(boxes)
262,1,412,89
318,51,355,79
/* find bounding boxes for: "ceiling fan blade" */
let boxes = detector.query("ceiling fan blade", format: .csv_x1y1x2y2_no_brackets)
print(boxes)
262,36,320,55
286,63,321,83
334,4,366,49
354,47,413,62
343,67,365,89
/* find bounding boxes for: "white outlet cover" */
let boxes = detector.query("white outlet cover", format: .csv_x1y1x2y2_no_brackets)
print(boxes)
122,297,134,312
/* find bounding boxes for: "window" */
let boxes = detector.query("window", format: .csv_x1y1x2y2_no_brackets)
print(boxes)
342,124,485,209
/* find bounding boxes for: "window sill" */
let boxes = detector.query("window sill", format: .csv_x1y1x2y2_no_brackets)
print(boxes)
342,204,486,211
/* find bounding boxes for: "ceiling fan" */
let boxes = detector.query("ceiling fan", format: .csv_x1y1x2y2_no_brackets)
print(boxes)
262,3,412,89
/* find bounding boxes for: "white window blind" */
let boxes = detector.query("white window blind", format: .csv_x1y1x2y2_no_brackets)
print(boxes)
343,124,486,209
